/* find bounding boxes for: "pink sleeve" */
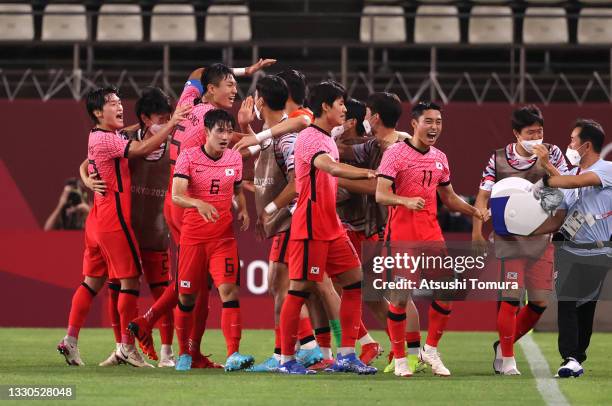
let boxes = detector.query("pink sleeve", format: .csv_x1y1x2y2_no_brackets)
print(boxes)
305,137,330,166
439,154,451,185
376,146,399,180
173,150,191,179
101,135,130,159
177,84,200,107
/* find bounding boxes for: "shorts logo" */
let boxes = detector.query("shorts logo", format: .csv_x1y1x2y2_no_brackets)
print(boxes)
435,161,443,170
180,280,191,288
310,266,320,275
225,168,235,176
506,272,518,280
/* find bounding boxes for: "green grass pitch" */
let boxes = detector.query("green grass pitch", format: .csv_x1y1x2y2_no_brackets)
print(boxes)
0,329,610,405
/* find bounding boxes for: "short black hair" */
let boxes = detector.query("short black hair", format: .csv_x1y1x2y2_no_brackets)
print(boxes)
345,98,366,136
135,87,172,128
86,86,119,124
204,109,235,132
201,63,235,94
512,105,544,132
308,81,346,118
575,118,605,153
276,70,307,106
411,101,442,120
256,75,289,112
366,92,402,128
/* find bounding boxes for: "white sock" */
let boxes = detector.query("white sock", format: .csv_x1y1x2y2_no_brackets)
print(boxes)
358,333,375,346
337,347,354,356
320,347,333,360
281,355,295,365
300,340,317,350
161,344,173,357
273,353,281,362
424,344,436,352
115,343,121,351
502,356,516,369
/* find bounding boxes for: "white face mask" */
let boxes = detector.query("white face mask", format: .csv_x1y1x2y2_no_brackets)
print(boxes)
519,138,543,155
254,98,262,120
565,144,585,166
362,119,372,135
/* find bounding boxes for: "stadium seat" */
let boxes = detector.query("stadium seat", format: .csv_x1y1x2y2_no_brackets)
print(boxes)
97,4,143,42
414,5,460,44
0,3,34,41
151,4,196,42
205,4,251,42
360,5,406,43
578,8,612,44
523,7,568,44
469,6,513,44
42,4,88,41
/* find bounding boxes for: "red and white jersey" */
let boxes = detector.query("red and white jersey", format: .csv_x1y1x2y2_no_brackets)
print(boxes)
87,128,132,232
173,146,242,245
377,139,450,241
290,125,344,241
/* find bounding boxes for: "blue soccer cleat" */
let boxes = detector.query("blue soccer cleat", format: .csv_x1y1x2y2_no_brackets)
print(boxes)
175,354,192,371
325,352,378,375
224,352,255,372
296,346,324,367
278,359,316,375
247,356,280,372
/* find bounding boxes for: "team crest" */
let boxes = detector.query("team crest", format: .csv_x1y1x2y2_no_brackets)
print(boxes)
435,161,443,170
310,266,320,275
180,280,191,288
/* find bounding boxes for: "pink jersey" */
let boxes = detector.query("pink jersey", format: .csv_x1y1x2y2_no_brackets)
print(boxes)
173,146,242,245
290,125,344,241
87,128,132,232
377,139,450,241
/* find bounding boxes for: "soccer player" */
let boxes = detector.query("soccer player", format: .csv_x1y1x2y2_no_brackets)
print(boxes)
129,61,272,367
472,105,567,375
171,109,253,372
376,102,486,377
57,86,190,367
278,81,377,375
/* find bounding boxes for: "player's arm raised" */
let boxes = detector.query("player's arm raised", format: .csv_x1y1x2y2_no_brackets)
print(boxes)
438,183,487,221
313,153,375,180
171,177,219,223
126,104,191,158
234,182,249,231
375,176,424,210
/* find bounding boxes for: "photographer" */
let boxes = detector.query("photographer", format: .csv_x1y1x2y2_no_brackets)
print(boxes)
43,178,90,231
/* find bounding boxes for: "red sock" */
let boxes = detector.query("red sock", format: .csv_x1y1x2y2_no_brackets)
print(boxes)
150,284,174,345
515,303,546,342
107,283,121,343
118,290,139,345
314,326,331,348
221,301,241,356
175,302,194,355
274,324,281,355
298,317,314,342
67,283,97,339
340,286,362,348
358,320,368,340
426,301,452,347
497,301,518,357
189,284,210,354
387,303,406,358
406,331,421,352
144,285,178,328
385,326,391,339
280,291,306,357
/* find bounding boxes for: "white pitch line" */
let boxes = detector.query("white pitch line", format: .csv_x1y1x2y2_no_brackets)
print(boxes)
519,335,570,406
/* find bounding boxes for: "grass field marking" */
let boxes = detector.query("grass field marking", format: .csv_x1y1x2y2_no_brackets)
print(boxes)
519,335,569,406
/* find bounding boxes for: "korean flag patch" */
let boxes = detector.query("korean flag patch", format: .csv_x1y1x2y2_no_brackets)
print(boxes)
225,168,235,176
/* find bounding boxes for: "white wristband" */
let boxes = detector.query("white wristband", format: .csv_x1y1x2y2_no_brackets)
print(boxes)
247,145,261,155
255,129,273,143
264,201,278,214
232,67,246,77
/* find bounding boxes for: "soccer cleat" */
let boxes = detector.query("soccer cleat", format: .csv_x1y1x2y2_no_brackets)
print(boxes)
325,353,377,375
175,354,192,371
224,352,255,372
128,317,158,361
420,346,450,377
57,337,84,366
408,354,427,373
308,358,335,371
493,341,502,374
158,354,175,368
394,357,413,377
247,356,280,372
115,344,154,368
191,352,224,369
99,349,123,367
556,357,584,378
383,357,395,373
500,357,521,376
296,346,324,367
279,359,316,375
359,342,384,366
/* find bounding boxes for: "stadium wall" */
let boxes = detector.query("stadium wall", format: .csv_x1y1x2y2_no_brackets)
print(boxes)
2,101,611,330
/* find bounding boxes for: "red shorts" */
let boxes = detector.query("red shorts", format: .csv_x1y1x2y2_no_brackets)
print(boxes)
142,250,171,285
83,225,142,280
499,244,553,290
163,194,184,245
288,233,361,282
178,238,239,295
269,230,291,264
346,229,379,258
